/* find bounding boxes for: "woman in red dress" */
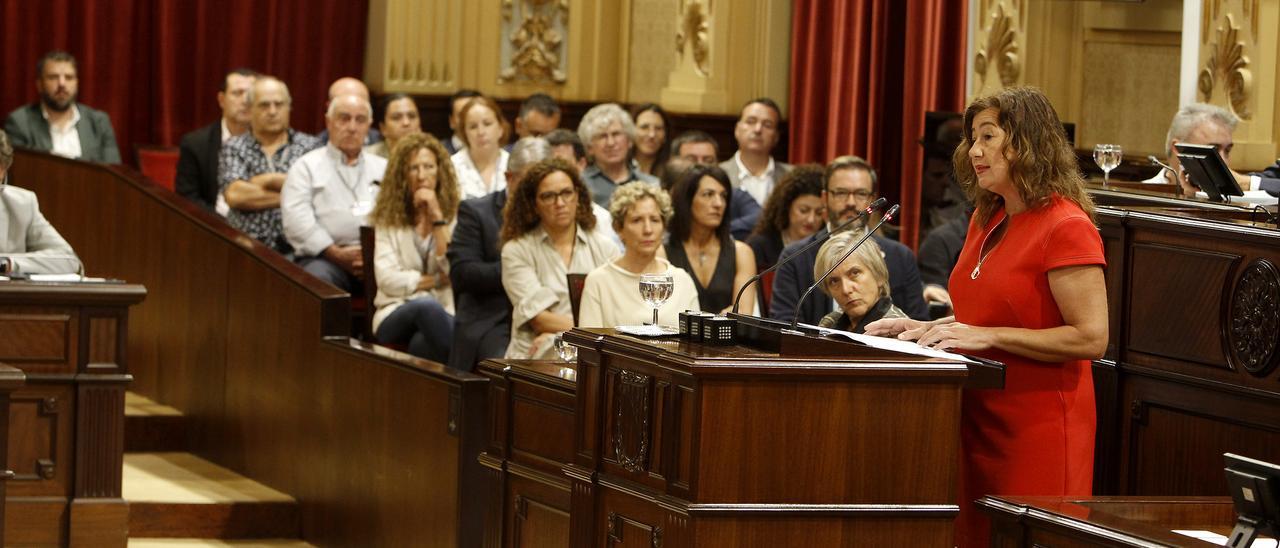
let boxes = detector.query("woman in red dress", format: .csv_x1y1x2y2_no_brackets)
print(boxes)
866,86,1108,547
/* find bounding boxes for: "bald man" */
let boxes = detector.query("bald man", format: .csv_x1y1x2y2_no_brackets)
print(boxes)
316,77,382,146
282,94,387,292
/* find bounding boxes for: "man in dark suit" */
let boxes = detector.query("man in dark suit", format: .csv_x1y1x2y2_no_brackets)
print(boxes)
4,50,120,164
770,156,928,325
174,68,258,214
446,136,553,371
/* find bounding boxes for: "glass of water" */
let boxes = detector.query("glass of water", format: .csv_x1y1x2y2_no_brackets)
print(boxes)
1093,144,1123,187
553,333,577,363
639,273,674,325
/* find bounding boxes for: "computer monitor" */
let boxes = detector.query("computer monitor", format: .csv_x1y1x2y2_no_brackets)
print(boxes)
1175,143,1244,202
1224,453,1280,548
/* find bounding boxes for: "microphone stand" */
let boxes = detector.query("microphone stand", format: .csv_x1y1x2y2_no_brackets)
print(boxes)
789,204,900,332
730,197,887,314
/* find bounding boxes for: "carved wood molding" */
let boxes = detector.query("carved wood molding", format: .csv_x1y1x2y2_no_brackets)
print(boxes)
499,0,569,84
974,1,1022,89
11,395,60,483
1198,13,1253,120
1226,258,1280,376
676,0,711,77
612,369,652,474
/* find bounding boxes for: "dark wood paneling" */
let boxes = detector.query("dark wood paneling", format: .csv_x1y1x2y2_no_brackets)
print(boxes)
11,151,491,547
1126,242,1239,368
981,495,1235,547
0,364,26,547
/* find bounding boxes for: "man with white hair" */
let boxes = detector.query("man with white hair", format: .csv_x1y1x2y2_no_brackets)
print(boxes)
577,103,658,208
316,77,382,146
282,94,387,292
1147,103,1268,196
221,76,320,254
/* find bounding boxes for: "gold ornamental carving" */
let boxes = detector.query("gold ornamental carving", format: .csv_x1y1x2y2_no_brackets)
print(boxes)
1198,13,1252,120
500,0,569,84
974,2,1021,89
676,0,711,77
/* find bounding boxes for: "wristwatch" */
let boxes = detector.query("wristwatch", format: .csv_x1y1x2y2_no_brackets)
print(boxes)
432,220,448,227
0,257,10,274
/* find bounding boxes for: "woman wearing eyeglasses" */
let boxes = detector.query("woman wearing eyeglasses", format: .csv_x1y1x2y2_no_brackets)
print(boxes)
500,157,618,359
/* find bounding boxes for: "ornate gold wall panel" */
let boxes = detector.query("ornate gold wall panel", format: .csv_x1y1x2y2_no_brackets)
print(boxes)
1199,0,1279,169
365,0,790,116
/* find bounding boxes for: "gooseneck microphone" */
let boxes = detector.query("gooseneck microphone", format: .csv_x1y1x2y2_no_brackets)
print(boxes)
789,204,900,331
731,197,887,314
1148,155,1177,180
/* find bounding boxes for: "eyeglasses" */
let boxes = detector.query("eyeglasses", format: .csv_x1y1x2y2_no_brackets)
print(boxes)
826,188,873,201
537,188,577,204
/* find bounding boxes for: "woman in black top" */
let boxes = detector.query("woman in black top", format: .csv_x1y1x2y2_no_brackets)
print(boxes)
665,164,757,314
746,164,827,273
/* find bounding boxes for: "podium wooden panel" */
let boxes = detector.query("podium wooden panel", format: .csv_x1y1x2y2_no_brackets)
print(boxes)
979,495,1239,547
0,281,145,547
477,328,987,547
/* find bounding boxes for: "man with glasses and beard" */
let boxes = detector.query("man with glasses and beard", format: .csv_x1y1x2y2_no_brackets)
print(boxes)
769,155,928,325
5,50,121,164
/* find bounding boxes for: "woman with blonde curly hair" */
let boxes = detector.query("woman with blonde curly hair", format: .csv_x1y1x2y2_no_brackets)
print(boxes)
578,183,699,328
866,87,1107,547
500,158,617,358
368,133,460,364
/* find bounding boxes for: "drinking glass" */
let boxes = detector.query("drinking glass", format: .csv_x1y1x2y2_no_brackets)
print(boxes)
553,334,577,363
638,274,675,325
1093,144,1123,186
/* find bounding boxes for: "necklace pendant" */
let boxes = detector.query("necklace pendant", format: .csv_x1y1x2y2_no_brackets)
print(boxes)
970,264,981,280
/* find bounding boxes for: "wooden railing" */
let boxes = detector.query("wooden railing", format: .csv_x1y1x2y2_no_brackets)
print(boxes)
10,150,488,547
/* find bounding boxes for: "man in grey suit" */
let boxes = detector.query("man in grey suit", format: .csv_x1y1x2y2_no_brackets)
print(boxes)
719,97,791,208
0,129,82,276
4,51,121,164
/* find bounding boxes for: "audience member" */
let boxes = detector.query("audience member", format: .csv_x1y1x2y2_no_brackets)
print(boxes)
579,183,699,327
364,93,421,159
671,130,761,240
442,89,482,155
664,164,757,315
1147,103,1236,196
720,98,791,207
452,95,511,199
814,233,906,333
578,103,658,208
5,50,120,164
514,93,561,139
500,158,617,359
176,68,258,214
746,164,825,273
316,77,381,145
630,103,671,178
545,128,587,173
368,133,458,364
447,137,554,371
0,129,82,275
221,77,319,254
770,155,927,324
918,209,971,310
282,94,387,291
919,116,969,239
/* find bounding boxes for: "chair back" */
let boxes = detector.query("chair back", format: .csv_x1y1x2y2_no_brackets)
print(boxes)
359,225,378,340
567,273,587,325
136,146,179,191
758,270,776,312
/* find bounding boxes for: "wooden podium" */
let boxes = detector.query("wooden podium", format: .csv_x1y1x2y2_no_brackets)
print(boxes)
541,327,1000,547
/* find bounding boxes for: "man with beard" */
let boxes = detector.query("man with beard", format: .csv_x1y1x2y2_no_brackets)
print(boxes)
176,68,258,214
769,155,928,324
5,50,121,163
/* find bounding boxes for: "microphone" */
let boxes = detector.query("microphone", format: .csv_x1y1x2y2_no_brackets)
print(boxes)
790,204,900,331
731,197,887,314
1148,155,1178,182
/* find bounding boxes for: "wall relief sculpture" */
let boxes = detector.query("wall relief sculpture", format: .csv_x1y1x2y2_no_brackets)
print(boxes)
500,0,569,84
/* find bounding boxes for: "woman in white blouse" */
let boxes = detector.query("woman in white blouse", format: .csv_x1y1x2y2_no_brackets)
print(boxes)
369,133,459,364
501,158,617,359
451,95,511,200
579,183,699,328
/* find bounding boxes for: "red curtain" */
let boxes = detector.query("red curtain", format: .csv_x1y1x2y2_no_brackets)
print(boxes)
789,0,967,249
0,0,368,167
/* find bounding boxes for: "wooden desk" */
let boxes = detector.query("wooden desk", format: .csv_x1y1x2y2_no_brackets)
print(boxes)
478,329,994,547
0,363,27,547
0,281,146,547
979,495,1242,547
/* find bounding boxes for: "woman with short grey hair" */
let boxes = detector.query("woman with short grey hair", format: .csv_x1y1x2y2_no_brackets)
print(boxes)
813,231,904,332
576,103,657,209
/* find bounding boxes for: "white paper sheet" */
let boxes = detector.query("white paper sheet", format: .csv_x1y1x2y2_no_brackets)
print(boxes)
1174,529,1277,547
808,324,979,364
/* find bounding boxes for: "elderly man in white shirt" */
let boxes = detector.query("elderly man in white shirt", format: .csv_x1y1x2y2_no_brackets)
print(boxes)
282,94,387,292
719,98,792,208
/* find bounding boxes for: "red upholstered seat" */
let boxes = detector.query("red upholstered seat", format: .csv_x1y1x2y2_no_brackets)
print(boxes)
136,146,180,191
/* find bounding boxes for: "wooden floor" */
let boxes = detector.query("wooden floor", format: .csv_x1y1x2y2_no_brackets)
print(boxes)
124,453,294,504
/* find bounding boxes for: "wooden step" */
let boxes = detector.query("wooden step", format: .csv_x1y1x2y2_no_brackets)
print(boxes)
125,452,300,539
130,540,315,547
126,392,188,452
